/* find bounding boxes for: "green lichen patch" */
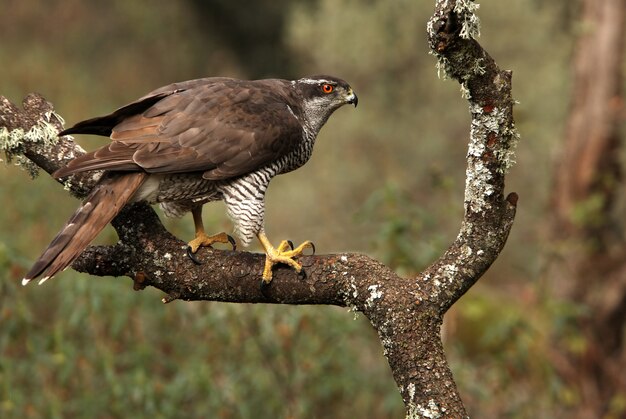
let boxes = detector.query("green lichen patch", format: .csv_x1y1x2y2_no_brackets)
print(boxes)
0,111,63,178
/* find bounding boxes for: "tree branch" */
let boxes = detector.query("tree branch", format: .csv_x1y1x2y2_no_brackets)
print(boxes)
426,0,519,313
1,2,517,416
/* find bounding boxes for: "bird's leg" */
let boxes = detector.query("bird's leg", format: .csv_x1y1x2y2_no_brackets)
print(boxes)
257,231,315,283
187,207,236,264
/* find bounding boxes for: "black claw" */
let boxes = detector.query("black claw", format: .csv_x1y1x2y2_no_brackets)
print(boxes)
309,242,316,256
298,269,307,280
187,246,203,265
227,234,237,251
260,279,272,297
287,240,294,250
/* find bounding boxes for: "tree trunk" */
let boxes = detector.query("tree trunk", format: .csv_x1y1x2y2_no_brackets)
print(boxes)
553,0,625,240
551,0,626,417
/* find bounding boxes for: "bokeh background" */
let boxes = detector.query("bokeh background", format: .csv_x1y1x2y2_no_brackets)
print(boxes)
1,0,624,418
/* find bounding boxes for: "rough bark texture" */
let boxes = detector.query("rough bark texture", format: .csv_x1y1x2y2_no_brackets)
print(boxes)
0,2,517,416
550,0,626,417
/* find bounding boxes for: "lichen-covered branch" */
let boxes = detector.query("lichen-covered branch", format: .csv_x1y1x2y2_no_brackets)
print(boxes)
0,94,100,197
424,0,518,314
1,2,517,416
378,1,519,415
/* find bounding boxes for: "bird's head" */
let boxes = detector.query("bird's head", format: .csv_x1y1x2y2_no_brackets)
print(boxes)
293,75,357,132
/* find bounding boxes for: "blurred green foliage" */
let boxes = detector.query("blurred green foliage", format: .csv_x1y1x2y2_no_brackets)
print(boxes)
1,0,620,417
1,274,399,418
356,183,452,275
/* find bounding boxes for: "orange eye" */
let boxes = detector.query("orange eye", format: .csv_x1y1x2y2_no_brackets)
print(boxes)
322,84,334,94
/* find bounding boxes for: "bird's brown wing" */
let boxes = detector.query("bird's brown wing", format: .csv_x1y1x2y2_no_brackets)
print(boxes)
55,78,303,180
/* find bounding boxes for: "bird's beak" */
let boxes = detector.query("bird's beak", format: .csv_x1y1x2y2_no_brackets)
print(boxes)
346,89,358,108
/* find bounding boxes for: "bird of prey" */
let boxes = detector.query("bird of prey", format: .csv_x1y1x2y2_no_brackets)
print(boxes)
22,75,357,286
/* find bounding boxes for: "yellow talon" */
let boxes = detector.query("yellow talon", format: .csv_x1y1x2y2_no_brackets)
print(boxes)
257,232,314,283
188,231,234,253
186,207,236,264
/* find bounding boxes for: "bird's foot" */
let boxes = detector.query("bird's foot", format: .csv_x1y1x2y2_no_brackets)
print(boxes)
261,239,315,284
187,232,236,264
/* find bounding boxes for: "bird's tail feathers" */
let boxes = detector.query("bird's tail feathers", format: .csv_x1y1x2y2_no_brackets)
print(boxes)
22,173,147,285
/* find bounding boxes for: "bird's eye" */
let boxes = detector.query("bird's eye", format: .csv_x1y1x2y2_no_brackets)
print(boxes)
321,84,334,94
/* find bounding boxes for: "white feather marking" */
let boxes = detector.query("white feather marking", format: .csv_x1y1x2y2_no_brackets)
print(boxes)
286,105,298,120
38,276,50,285
298,78,332,85
22,278,31,286
132,174,162,202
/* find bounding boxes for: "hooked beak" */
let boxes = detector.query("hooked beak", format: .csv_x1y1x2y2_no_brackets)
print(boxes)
346,89,358,108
